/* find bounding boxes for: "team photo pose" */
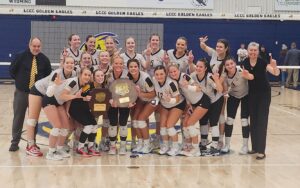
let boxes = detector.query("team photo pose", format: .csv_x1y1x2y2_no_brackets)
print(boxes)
106,56,134,155
220,57,252,154
168,64,211,157
127,59,156,154
242,42,280,160
84,35,101,65
153,65,185,156
105,36,120,58
120,36,147,70
26,56,76,157
60,34,82,66
192,59,223,156
42,68,92,160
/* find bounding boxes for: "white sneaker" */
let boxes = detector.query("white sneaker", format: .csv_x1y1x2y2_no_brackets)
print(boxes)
57,148,71,158
132,142,143,153
119,143,127,155
131,140,137,151
167,144,180,156
239,145,249,155
159,144,169,155
46,151,63,161
141,144,152,154
151,136,160,150
108,145,117,155
185,147,201,157
221,145,230,154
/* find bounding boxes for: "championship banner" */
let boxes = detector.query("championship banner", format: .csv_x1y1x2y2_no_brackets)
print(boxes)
66,0,214,9
275,0,300,11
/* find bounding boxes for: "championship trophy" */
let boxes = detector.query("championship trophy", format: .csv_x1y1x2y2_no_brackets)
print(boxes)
89,88,111,116
109,78,138,108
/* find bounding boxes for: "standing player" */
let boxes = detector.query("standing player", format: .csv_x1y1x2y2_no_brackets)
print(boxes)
192,59,223,156
168,64,210,156
127,59,156,154
60,34,82,66
25,56,76,157
220,57,251,154
153,65,186,156
120,36,147,70
166,37,195,74
85,35,101,66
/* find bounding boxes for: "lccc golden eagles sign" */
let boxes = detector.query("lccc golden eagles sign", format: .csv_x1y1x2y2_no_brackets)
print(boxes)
79,32,120,51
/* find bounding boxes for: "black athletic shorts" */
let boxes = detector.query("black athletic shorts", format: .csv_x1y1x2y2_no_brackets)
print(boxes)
29,85,44,97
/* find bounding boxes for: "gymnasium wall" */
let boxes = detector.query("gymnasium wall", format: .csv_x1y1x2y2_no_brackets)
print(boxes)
0,15,300,78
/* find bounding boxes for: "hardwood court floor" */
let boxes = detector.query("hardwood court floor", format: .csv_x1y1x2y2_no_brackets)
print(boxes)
0,84,300,188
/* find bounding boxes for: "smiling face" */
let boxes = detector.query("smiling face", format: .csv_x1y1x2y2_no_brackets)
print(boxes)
248,44,259,60
94,70,105,84
80,53,92,68
80,68,92,85
112,57,124,73
69,35,81,49
99,51,110,65
29,38,42,56
128,60,139,76
224,59,236,74
86,37,96,51
154,68,166,84
168,65,180,80
125,37,135,52
63,57,75,73
216,42,227,57
150,35,160,50
196,60,207,75
175,38,187,54
105,37,116,53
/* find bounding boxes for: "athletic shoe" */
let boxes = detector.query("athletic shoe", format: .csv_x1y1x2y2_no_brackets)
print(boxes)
88,147,101,156
151,135,160,150
220,145,230,154
167,144,180,156
63,144,71,153
159,144,169,155
132,141,143,153
130,140,137,151
141,144,152,154
57,148,71,158
203,147,220,156
9,144,19,152
185,147,201,157
217,141,224,150
46,151,63,161
108,145,117,155
26,145,43,157
239,145,249,155
119,143,127,155
76,148,92,157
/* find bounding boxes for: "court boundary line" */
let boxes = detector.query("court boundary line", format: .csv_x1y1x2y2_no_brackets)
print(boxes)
1,163,300,168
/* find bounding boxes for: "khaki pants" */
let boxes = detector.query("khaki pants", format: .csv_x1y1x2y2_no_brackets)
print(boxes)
286,69,299,87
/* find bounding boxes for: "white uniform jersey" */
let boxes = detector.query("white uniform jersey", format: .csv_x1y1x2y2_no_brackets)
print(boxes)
35,68,77,95
153,77,184,108
144,49,165,77
167,49,190,73
173,73,204,105
89,49,101,66
222,67,248,98
60,48,82,66
129,71,155,102
207,48,224,74
120,52,146,70
191,72,223,103
106,69,129,87
54,77,81,105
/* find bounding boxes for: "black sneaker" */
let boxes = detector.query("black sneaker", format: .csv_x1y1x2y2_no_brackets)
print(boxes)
203,147,220,156
9,144,19,152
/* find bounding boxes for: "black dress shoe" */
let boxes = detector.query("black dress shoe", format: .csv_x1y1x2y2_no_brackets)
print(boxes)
248,150,256,154
9,144,19,152
256,154,266,160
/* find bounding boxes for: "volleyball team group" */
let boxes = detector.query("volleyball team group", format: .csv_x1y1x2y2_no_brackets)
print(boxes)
21,33,280,161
